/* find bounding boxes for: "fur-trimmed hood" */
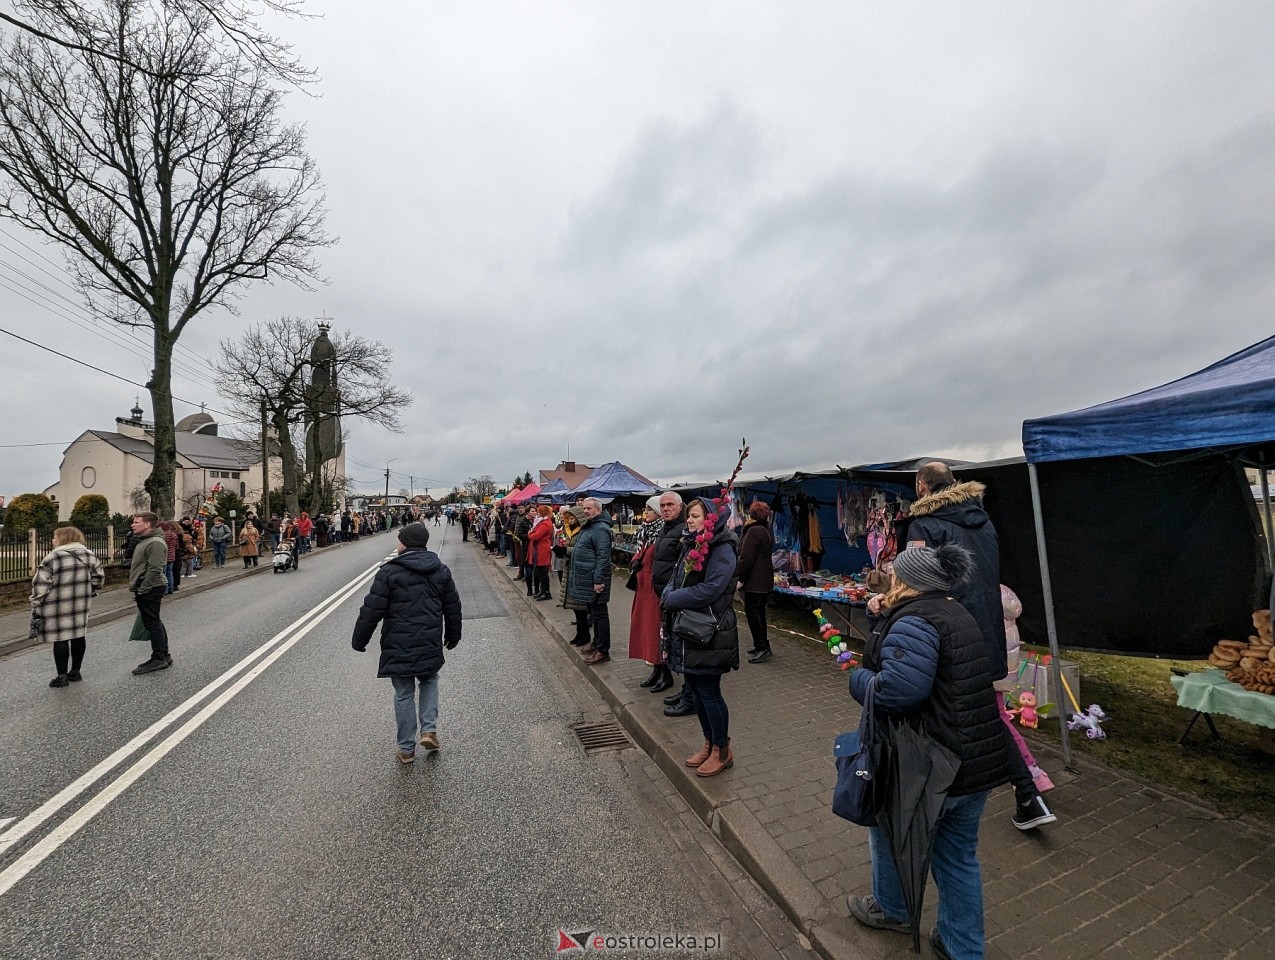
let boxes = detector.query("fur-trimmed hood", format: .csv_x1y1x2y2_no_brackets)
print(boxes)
908,481,987,519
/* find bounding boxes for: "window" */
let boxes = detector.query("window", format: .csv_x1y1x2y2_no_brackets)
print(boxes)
232,472,241,479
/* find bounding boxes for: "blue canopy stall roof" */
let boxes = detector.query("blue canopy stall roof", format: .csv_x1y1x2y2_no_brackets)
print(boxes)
1023,334,1275,463
535,477,571,503
570,461,658,499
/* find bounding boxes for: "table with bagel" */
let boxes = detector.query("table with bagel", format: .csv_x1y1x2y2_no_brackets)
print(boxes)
1172,621,1275,745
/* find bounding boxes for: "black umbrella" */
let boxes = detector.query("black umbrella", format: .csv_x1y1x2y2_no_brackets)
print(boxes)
873,716,961,952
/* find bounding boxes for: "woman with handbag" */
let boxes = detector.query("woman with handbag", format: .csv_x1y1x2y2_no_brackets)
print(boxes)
31,526,106,688
661,496,740,777
845,544,1007,960
238,520,261,568
628,496,670,692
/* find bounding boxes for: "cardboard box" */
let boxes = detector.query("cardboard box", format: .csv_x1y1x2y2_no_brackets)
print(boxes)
1011,659,1080,721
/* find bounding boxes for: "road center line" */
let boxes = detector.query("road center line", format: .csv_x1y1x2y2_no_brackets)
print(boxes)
0,566,379,898
0,560,385,858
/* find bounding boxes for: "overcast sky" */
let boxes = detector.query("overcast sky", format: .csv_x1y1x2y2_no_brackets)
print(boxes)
3,1,1275,501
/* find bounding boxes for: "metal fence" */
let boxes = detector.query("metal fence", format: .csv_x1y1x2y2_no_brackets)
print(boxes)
0,529,116,585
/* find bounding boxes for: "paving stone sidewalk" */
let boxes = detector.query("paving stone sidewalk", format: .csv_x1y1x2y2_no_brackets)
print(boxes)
489,548,1274,960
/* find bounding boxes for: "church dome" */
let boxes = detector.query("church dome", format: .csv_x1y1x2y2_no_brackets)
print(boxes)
175,411,217,434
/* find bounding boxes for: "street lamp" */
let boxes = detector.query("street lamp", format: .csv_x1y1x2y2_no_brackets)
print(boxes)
384,458,398,502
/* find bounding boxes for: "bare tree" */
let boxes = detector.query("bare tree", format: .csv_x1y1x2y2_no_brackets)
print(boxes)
0,2,331,517
465,475,496,502
0,0,316,85
215,317,413,515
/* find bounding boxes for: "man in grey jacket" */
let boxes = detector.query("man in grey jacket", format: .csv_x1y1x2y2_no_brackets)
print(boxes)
129,513,172,675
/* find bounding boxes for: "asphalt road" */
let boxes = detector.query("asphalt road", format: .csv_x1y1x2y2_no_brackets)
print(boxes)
0,523,806,960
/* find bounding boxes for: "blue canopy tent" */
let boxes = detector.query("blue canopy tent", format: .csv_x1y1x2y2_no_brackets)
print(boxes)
535,477,571,504
569,461,658,500
1022,335,1275,765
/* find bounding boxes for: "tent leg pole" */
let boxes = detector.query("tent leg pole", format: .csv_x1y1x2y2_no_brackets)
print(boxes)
1028,462,1073,771
1261,469,1273,571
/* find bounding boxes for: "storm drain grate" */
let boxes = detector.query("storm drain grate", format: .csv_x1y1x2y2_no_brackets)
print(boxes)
573,720,632,753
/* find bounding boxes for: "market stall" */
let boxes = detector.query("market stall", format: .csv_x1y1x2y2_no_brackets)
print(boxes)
1023,333,1275,762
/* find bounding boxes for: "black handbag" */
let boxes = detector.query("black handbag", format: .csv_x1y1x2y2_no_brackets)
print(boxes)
832,684,878,826
671,607,720,646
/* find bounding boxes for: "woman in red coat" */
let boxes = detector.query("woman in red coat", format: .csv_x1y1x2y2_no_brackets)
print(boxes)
628,496,671,691
526,505,555,600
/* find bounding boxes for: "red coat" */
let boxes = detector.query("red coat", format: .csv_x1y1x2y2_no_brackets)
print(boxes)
627,542,663,663
526,517,553,566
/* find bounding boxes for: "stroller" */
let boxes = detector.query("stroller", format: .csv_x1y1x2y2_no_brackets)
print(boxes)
272,538,297,573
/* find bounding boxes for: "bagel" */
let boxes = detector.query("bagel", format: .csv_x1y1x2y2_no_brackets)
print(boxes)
1218,639,1248,649
1214,648,1242,662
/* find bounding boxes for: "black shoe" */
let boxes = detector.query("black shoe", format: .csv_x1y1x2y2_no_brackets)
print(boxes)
1012,794,1057,831
569,636,590,647
639,665,661,688
748,648,773,664
66,671,82,682
132,658,170,675
663,689,685,706
164,654,174,665
745,647,759,656
664,698,695,718
49,674,70,688
535,593,552,601
650,668,674,693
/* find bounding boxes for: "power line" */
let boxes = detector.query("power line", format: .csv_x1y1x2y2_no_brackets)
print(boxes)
0,271,221,393
0,232,220,378
0,321,252,427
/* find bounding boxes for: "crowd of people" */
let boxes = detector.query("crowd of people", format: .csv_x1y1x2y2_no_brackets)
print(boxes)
25,471,1036,959
467,490,776,779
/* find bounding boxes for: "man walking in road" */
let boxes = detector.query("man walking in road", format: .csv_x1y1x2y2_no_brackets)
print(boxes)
903,462,1057,831
129,512,172,675
351,522,462,763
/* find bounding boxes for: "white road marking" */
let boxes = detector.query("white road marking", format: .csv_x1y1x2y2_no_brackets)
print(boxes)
0,565,379,898
0,818,15,836
0,560,385,861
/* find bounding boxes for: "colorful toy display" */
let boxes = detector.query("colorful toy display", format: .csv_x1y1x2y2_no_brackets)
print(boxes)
812,607,859,670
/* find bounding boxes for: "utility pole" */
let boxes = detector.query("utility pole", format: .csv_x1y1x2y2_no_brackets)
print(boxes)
260,397,270,516
384,466,390,501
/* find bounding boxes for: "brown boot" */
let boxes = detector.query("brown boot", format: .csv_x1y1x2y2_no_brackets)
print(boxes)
696,742,734,777
685,741,712,767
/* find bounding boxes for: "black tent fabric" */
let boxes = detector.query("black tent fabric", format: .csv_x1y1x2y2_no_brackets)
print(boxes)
854,457,1263,657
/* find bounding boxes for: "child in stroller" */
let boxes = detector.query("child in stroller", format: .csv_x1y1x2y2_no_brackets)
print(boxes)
272,537,299,573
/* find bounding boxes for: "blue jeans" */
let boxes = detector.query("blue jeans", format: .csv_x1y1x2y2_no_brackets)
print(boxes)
870,790,989,960
164,561,175,594
213,541,227,566
391,674,440,754
684,673,729,747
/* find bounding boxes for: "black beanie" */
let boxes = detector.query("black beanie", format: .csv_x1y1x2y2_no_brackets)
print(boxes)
398,522,431,549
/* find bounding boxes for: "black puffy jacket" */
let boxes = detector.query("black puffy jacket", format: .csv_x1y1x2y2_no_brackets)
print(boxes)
853,593,1008,797
650,513,687,597
900,481,1007,679
351,549,462,677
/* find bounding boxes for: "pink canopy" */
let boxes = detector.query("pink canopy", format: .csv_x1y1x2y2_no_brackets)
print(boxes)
502,483,541,504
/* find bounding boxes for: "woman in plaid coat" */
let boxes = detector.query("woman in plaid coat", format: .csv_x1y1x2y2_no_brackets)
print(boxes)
31,526,105,688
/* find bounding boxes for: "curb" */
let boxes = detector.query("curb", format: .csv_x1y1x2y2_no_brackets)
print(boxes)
481,548,855,960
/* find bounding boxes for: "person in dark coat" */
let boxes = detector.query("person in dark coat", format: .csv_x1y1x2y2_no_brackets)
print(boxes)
651,491,694,716
902,462,1056,833
565,498,613,664
847,544,1007,960
351,523,462,763
736,501,775,663
662,496,740,776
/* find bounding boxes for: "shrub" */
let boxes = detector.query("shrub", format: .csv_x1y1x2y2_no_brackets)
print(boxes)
4,493,58,534
70,494,111,533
